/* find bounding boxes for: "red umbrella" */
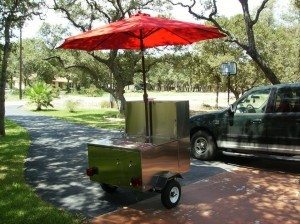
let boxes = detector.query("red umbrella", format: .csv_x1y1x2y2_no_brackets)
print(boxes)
59,12,225,138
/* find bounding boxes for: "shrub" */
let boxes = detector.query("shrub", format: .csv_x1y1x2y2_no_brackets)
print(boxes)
52,87,60,98
100,100,111,108
27,82,54,111
201,103,213,109
85,85,104,97
100,100,117,109
65,100,79,113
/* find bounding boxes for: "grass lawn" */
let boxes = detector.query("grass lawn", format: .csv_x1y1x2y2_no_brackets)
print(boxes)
35,108,124,130
0,120,85,224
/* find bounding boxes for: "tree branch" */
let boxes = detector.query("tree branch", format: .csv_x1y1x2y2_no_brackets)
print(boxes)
88,52,109,65
116,0,125,18
44,56,65,67
86,0,111,23
66,64,111,91
53,0,86,32
169,0,248,51
209,0,218,19
252,0,269,25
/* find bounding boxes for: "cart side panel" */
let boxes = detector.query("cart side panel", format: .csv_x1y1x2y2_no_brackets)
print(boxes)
178,137,190,172
176,101,190,138
141,141,179,190
125,101,145,136
151,102,176,138
151,101,190,139
88,145,142,189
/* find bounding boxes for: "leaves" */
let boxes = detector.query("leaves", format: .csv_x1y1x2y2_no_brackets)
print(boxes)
26,81,54,110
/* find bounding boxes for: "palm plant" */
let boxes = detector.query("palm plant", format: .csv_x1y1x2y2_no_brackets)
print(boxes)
27,82,54,111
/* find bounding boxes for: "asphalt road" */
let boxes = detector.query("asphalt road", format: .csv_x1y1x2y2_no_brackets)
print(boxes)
6,103,235,217
6,102,300,218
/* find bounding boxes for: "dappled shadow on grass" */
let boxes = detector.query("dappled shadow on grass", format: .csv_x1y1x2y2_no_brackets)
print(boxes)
0,120,83,224
6,114,232,218
31,109,59,112
6,115,152,217
60,113,124,130
37,109,124,130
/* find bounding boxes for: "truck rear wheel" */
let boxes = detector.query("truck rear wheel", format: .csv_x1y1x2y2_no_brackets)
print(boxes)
191,130,217,160
161,179,181,209
100,183,118,193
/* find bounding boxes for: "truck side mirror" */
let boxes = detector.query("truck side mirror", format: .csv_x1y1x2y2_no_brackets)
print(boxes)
228,104,235,126
229,104,236,115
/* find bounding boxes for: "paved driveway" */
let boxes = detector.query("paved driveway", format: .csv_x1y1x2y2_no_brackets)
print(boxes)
6,103,234,217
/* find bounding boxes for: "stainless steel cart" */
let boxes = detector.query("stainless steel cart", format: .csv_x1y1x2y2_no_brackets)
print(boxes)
86,100,190,208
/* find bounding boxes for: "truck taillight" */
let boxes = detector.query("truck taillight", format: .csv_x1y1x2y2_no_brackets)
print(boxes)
130,177,142,187
86,167,98,177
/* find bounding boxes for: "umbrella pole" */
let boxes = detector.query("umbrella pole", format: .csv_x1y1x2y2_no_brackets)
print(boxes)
140,32,150,141
141,50,150,140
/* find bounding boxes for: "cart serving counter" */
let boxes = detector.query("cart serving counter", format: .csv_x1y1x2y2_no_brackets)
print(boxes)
86,100,190,208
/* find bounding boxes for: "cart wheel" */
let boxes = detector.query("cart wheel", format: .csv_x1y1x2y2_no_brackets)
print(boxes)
161,179,181,209
100,183,117,193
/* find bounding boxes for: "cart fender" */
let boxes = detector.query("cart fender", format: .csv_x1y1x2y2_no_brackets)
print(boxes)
151,172,183,191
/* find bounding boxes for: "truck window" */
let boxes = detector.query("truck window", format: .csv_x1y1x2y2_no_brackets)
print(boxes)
273,87,300,113
236,89,271,114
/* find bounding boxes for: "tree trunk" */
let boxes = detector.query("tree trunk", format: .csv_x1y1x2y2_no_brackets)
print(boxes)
36,103,42,111
229,87,240,100
215,81,219,108
240,0,280,85
240,0,257,53
0,17,12,136
249,52,281,84
114,86,126,114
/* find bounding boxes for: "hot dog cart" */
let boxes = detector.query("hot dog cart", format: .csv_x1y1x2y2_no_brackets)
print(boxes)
86,100,190,208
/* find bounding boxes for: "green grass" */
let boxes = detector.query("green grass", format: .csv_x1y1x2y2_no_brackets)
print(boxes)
0,120,85,224
35,109,124,130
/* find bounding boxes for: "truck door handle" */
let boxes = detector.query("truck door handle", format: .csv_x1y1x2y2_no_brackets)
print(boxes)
251,119,262,124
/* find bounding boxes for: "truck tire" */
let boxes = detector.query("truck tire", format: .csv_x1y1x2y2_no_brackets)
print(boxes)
100,183,117,193
191,130,217,160
161,179,181,209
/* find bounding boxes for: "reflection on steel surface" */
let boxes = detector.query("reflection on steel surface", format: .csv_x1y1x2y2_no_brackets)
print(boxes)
88,136,190,191
126,101,189,139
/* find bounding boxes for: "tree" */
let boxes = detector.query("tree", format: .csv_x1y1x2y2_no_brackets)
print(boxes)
7,38,59,87
294,0,300,9
0,0,41,136
169,0,281,85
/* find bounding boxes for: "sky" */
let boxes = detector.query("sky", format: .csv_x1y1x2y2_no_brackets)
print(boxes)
22,0,287,39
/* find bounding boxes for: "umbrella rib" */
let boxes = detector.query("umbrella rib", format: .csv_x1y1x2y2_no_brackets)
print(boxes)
143,28,161,39
163,27,224,45
124,28,161,41
163,28,193,44
195,27,226,37
91,33,116,50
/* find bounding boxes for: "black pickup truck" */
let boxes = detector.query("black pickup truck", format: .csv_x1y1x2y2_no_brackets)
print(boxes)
190,83,300,160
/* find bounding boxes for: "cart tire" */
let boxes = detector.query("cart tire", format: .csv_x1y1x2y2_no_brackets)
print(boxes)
191,130,217,160
161,179,181,209
100,183,117,193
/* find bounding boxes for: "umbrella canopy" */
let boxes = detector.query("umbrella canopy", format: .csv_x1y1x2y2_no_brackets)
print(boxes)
58,12,225,139
59,12,225,51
